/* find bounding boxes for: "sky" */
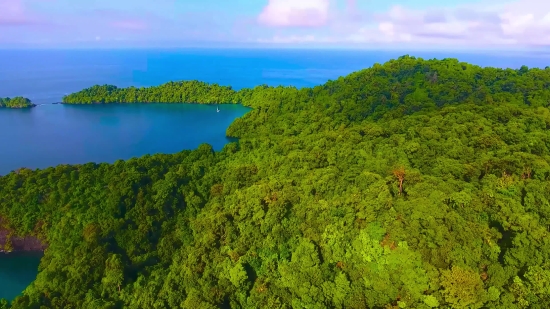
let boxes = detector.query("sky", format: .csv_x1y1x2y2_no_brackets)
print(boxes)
0,0,549,50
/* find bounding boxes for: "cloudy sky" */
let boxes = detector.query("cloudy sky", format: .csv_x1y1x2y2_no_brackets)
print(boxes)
0,0,548,49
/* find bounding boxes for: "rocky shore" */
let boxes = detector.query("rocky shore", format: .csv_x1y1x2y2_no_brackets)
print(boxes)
0,104,36,109
0,229,47,253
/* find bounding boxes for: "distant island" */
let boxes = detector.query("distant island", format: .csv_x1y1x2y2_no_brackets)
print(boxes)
2,56,550,308
0,97,35,108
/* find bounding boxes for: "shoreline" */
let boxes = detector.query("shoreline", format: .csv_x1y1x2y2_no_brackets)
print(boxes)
0,227,47,253
59,101,238,105
0,104,36,109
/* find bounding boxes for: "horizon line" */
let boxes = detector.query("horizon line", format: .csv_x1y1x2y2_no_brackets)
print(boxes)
1,45,550,55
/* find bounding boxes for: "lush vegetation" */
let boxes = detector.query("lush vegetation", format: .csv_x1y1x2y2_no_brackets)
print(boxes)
0,97,34,108
2,56,550,308
62,81,240,104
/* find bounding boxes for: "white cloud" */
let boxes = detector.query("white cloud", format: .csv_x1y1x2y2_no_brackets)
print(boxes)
257,0,330,27
258,34,318,43
256,0,550,47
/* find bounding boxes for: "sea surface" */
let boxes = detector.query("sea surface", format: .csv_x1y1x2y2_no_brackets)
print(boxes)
0,253,42,301
0,103,249,175
0,49,549,104
0,48,549,300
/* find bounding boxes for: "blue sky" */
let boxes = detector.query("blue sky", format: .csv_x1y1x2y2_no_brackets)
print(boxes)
0,0,548,49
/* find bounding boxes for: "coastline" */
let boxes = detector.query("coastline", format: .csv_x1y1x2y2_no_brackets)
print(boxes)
0,217,47,253
59,101,236,106
0,229,47,253
0,104,36,109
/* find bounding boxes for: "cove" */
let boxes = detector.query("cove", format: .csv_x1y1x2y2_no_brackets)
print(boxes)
0,252,42,301
0,103,251,176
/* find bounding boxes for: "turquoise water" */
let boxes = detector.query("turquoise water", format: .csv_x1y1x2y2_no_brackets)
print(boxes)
0,103,250,175
0,253,42,301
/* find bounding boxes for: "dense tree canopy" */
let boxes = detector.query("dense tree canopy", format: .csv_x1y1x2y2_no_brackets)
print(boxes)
2,55,550,308
62,81,240,105
0,97,34,108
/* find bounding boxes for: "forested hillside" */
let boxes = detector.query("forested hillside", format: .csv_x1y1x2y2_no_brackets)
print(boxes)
2,56,550,308
0,97,34,108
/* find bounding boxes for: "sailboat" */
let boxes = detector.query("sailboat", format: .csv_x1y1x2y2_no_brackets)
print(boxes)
216,106,220,113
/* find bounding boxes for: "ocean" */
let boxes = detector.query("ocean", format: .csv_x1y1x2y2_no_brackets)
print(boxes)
1,48,548,104
0,103,250,175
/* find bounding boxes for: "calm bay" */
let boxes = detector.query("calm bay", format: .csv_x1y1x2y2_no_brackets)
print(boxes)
0,103,250,176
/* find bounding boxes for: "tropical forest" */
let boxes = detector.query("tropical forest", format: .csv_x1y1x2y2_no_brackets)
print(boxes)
1,55,550,308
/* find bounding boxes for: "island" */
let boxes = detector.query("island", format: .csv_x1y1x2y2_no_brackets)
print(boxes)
0,97,35,108
1,56,550,308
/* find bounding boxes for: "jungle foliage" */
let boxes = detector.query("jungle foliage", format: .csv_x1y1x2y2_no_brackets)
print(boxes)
2,56,550,308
